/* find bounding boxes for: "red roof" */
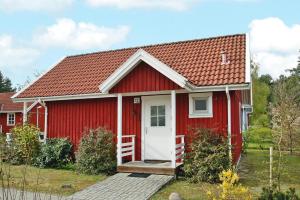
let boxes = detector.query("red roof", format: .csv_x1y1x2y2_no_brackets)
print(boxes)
16,34,247,98
0,92,23,112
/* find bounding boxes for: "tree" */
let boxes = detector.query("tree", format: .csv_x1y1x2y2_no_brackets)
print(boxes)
0,71,15,92
251,62,271,127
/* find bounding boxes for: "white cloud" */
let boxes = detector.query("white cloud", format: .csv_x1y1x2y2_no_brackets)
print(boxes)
0,0,73,12
0,35,40,86
0,35,39,68
86,0,257,10
85,0,197,11
34,18,130,50
249,17,300,78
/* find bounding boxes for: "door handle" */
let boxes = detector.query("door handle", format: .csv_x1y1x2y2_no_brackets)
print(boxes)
145,127,148,134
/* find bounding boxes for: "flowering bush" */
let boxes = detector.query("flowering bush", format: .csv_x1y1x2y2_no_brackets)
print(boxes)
207,169,252,200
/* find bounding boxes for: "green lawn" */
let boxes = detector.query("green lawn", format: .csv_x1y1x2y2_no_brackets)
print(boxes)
152,149,300,199
0,163,106,196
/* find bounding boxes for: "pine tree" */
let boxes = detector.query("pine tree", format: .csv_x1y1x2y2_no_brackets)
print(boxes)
0,71,15,92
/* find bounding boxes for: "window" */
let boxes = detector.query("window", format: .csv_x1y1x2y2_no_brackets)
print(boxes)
7,113,15,126
189,93,213,118
150,105,165,127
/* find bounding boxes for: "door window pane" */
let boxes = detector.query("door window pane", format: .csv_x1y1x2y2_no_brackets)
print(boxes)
150,105,166,127
158,116,165,126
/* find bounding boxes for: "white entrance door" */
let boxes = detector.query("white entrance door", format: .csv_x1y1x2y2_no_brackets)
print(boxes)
143,95,172,161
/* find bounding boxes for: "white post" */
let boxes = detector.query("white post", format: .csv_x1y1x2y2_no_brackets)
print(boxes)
44,105,48,144
225,86,232,164
171,90,176,168
117,94,122,166
132,136,135,162
23,102,28,124
181,136,185,162
270,146,273,187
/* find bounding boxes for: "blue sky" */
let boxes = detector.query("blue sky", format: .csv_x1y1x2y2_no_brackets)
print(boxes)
0,0,299,87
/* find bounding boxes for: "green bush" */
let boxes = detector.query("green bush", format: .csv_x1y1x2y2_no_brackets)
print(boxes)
34,138,72,168
258,187,299,200
9,124,41,165
184,128,230,183
75,128,116,175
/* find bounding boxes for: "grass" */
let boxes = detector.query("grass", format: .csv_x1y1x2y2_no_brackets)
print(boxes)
0,163,106,196
152,149,300,199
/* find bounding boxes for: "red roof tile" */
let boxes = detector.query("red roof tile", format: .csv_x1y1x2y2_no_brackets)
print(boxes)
0,92,23,112
16,34,247,98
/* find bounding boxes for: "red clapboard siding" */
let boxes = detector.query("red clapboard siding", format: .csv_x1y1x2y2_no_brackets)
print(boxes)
28,104,45,132
230,90,242,163
110,62,181,93
0,113,23,133
47,98,118,150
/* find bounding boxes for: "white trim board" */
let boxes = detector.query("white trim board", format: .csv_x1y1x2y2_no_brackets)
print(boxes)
12,83,251,103
99,49,191,93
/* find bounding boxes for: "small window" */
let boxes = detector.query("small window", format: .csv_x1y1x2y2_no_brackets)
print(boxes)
150,105,166,127
189,93,213,118
7,113,15,126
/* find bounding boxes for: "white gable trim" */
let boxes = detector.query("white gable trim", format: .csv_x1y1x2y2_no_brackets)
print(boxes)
245,33,251,83
99,49,190,93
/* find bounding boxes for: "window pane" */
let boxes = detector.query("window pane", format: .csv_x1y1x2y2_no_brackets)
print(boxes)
151,116,157,126
158,105,165,116
151,106,157,116
158,116,165,126
195,99,207,111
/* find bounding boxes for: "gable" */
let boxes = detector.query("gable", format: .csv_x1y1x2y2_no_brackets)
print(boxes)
110,61,182,93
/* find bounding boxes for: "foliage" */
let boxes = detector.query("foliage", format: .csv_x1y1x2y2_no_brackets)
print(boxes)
184,128,230,183
251,62,271,127
0,71,15,92
246,126,273,149
258,186,299,200
75,127,116,175
9,124,41,165
207,169,252,200
34,138,73,168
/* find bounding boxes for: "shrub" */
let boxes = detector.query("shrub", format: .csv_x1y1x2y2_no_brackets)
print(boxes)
75,128,116,175
184,128,230,183
9,124,41,165
34,138,72,168
207,169,252,200
258,187,299,200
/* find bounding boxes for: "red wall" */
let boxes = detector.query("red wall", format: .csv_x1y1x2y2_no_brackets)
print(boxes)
0,113,23,133
28,104,45,132
47,98,117,150
45,91,243,163
110,62,181,93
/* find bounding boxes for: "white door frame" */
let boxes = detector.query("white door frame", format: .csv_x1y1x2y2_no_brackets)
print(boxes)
141,94,171,161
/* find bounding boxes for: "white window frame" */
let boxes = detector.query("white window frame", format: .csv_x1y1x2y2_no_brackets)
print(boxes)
189,92,213,118
7,113,16,126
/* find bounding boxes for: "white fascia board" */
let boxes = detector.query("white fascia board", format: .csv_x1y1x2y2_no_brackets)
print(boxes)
0,110,22,113
190,83,251,92
12,93,117,103
245,33,251,83
99,49,188,93
11,57,66,99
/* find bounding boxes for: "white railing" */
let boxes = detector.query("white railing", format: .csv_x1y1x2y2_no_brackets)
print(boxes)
121,135,136,162
175,135,185,162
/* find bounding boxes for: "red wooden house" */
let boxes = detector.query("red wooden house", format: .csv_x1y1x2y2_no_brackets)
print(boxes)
0,92,45,135
12,34,252,174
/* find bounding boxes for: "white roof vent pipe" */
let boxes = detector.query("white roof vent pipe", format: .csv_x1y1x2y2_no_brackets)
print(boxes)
221,51,230,65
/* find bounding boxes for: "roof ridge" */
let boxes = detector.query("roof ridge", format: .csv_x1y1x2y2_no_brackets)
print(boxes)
66,33,246,58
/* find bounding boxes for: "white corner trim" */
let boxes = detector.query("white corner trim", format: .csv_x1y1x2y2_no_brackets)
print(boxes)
99,49,189,93
245,33,251,83
188,92,213,118
12,56,66,99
